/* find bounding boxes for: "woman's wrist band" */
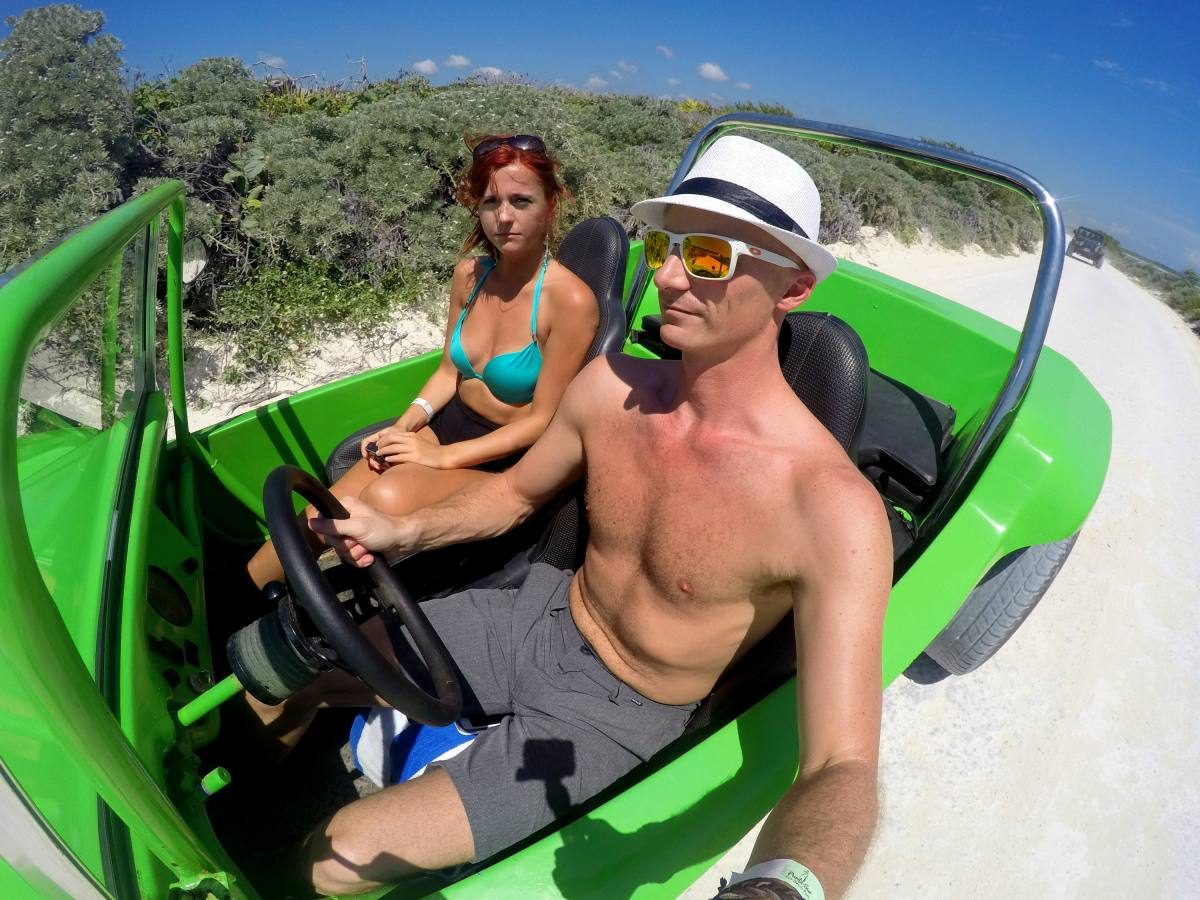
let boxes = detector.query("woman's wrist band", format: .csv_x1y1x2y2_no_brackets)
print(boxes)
729,860,824,900
409,397,434,422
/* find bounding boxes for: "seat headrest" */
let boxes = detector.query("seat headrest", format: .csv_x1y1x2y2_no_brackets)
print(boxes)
557,216,630,360
777,312,869,458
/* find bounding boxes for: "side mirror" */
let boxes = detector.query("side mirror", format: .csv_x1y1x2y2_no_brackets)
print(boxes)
182,238,208,285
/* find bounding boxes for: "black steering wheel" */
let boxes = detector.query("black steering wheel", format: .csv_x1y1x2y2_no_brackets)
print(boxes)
263,464,462,726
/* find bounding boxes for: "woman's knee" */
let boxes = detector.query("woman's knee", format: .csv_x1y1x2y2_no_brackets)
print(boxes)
359,469,411,514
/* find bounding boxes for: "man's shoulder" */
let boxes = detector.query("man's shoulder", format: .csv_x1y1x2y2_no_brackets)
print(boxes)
789,457,891,567
576,352,676,394
556,354,670,429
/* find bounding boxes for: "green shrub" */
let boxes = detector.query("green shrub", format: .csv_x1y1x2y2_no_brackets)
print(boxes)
0,4,128,268
211,262,422,380
135,57,263,175
1110,247,1200,328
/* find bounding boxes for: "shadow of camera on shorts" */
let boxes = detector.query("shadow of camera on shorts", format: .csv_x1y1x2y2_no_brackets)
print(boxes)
516,737,576,819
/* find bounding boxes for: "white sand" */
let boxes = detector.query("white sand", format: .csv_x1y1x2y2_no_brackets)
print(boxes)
682,235,1200,898
179,306,445,433
19,299,444,436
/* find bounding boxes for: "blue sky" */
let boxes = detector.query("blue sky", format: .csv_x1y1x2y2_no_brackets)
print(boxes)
5,1,1198,270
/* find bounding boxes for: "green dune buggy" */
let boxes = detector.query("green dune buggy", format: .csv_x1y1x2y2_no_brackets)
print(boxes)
0,115,1110,898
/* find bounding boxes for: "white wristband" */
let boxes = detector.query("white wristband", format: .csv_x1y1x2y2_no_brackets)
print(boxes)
729,859,824,900
409,397,434,422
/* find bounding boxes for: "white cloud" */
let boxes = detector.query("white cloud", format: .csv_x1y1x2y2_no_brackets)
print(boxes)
609,69,622,80
666,77,681,86
1139,77,1171,93
698,62,729,82
656,44,674,59
617,60,638,74
707,92,724,102
735,80,751,90
258,54,286,68
1186,248,1200,270
445,54,471,68
474,66,504,80
1092,58,1123,72
1111,15,1134,27
585,74,609,90
412,59,438,75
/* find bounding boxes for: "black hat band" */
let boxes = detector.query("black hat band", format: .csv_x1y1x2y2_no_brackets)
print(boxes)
673,177,810,241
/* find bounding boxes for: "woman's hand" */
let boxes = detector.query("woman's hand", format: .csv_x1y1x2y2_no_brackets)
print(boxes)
374,431,452,469
360,429,390,472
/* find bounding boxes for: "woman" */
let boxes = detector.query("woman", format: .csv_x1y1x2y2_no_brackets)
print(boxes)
246,134,599,589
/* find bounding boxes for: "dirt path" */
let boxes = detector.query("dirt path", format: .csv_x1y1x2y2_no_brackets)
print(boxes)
683,249,1200,898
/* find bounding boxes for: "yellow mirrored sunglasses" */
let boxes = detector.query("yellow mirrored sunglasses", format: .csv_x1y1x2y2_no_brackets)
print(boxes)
643,229,801,281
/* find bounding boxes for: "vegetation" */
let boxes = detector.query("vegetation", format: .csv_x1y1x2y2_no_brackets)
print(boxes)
0,4,129,267
1102,234,1200,331
4,4,1049,379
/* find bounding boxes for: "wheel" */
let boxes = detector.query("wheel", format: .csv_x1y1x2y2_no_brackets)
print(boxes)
923,533,1078,675
257,464,463,724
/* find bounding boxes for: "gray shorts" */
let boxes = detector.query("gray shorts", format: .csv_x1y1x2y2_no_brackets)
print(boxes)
411,562,699,862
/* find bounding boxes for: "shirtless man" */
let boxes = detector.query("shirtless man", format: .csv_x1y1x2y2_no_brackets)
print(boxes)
297,135,892,898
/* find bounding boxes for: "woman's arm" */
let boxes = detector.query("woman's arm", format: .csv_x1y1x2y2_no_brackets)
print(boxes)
432,270,598,469
361,259,479,458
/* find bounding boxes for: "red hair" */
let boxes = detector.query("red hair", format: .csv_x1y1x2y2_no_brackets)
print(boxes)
457,135,569,258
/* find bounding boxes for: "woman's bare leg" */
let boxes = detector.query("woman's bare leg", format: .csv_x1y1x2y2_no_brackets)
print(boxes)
246,457,382,590
357,461,494,518
350,421,494,517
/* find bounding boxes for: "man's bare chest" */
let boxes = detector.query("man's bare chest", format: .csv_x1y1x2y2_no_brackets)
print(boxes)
583,419,799,603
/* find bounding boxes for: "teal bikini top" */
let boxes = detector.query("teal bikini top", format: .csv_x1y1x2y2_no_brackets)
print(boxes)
449,256,547,405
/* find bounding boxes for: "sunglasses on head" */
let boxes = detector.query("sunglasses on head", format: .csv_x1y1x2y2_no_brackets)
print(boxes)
472,134,547,158
643,229,801,281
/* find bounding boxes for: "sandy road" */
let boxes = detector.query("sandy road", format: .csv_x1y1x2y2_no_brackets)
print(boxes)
683,249,1200,898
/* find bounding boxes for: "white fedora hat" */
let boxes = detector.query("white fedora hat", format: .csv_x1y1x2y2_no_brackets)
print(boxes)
632,134,837,283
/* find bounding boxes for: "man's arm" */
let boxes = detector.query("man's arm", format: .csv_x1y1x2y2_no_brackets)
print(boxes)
743,476,892,899
309,359,605,565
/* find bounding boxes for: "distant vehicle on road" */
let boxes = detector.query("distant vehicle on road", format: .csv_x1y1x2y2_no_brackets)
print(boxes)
1068,226,1106,268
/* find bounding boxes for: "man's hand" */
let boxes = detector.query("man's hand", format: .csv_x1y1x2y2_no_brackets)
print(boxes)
307,496,417,567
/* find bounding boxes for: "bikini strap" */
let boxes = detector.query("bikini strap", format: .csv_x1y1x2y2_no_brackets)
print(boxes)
529,254,550,337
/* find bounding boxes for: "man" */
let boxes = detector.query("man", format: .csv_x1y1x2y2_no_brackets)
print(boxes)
297,135,892,898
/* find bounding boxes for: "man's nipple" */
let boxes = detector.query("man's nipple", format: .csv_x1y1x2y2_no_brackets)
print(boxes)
677,577,694,595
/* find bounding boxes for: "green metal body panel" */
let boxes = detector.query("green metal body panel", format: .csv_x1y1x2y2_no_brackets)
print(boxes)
0,859,43,899
0,160,1111,898
0,182,239,895
17,423,122,670
187,353,442,541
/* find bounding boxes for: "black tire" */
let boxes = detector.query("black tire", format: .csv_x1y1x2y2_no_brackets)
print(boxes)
924,533,1078,675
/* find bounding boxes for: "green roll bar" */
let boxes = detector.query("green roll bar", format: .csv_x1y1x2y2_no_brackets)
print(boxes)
0,181,223,884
